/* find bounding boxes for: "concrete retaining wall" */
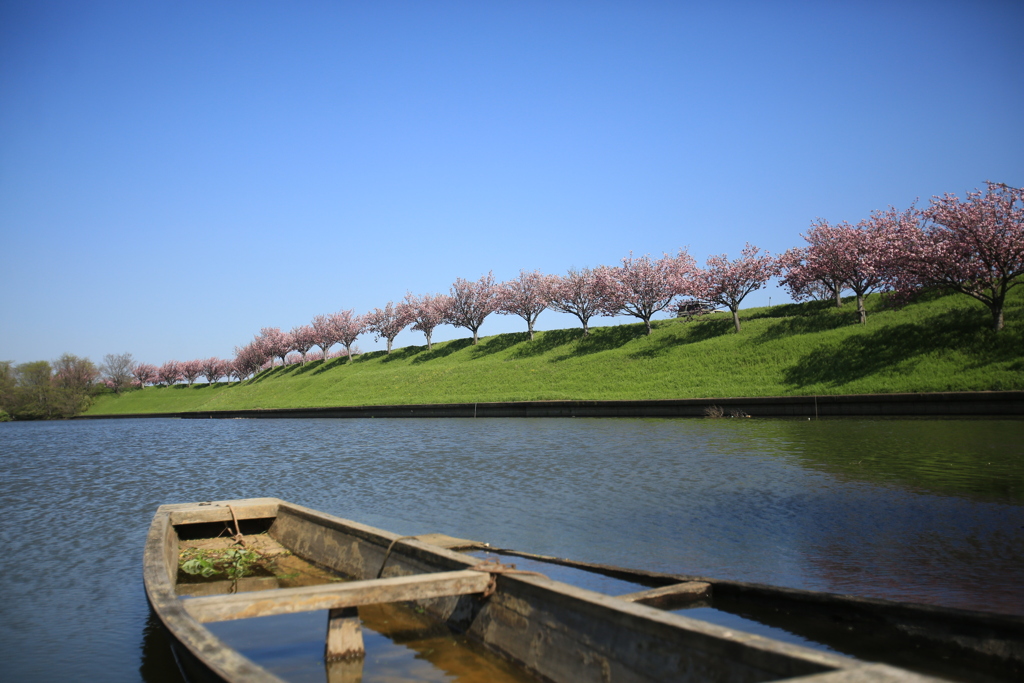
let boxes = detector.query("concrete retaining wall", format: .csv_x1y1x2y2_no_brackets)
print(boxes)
77,391,1024,420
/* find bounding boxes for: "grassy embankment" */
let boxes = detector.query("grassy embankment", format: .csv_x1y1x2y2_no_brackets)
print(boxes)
86,289,1023,415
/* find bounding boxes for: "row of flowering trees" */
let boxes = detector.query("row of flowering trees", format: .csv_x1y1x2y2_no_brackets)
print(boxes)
782,181,1023,330
122,181,1020,388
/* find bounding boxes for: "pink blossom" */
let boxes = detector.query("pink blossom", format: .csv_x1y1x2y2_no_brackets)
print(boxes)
445,272,498,345
602,252,693,335
694,244,779,332
289,324,316,364
232,342,267,381
200,358,229,384
311,314,340,361
131,362,158,388
180,359,204,386
495,270,555,340
780,246,845,308
156,361,181,386
782,215,902,323
899,182,1024,331
329,310,365,363
405,292,451,350
366,301,414,354
257,327,293,367
546,267,609,338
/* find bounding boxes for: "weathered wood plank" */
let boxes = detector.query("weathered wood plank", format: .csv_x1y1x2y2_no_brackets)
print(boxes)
167,499,280,525
326,607,364,660
412,533,489,550
184,570,493,623
617,581,711,609
779,663,945,682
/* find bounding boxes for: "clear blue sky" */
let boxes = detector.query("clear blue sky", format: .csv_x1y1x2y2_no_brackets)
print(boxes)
2,0,1021,366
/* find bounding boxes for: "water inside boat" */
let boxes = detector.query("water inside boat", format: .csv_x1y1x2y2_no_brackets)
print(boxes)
176,533,536,682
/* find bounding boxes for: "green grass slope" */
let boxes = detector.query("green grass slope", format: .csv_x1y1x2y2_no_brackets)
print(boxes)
86,289,1024,415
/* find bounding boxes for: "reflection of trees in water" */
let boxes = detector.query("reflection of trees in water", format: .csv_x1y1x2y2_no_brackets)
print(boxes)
773,419,1024,503
734,418,1024,614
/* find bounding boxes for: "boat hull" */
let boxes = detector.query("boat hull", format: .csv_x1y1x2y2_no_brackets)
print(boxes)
145,498,952,682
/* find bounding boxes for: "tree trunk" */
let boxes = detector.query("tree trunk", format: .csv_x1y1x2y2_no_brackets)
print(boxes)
386,339,393,354
992,305,1004,332
528,320,534,341
834,284,843,308
645,318,652,335
425,332,433,351
856,294,867,324
732,307,741,333
472,329,479,345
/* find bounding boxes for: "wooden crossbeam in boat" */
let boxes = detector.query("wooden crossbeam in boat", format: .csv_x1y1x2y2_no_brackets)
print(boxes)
412,533,489,550
183,570,492,623
617,581,712,609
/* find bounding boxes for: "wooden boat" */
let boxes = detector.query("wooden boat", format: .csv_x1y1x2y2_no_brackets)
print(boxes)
145,498,1018,682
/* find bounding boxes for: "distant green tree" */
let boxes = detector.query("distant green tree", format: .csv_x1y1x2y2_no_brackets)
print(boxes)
2,355,99,419
0,361,17,413
13,360,56,418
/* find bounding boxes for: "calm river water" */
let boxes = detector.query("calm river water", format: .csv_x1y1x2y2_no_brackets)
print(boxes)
0,417,1022,681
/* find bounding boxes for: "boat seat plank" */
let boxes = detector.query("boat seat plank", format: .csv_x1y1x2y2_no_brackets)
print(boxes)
183,569,492,623
617,581,712,609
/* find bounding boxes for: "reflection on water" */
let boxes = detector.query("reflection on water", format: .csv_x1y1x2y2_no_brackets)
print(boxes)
139,612,185,683
0,416,1022,681
776,419,1024,502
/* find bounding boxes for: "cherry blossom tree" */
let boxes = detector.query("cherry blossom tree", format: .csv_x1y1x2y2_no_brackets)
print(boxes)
546,267,609,338
495,270,554,340
131,362,158,389
330,310,365,362
366,301,414,354
289,324,316,364
232,342,266,381
900,182,1024,332
157,361,181,386
311,313,341,361
405,292,450,350
845,214,907,323
258,327,293,368
694,244,779,333
602,252,693,335
180,359,204,386
779,246,846,308
229,361,246,383
782,218,897,323
201,357,229,384
446,272,498,344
